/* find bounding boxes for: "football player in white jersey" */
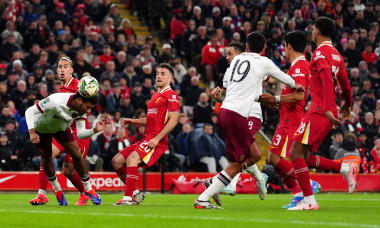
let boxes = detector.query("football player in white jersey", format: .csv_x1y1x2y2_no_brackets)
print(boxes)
205,42,268,206
25,92,106,205
195,32,301,209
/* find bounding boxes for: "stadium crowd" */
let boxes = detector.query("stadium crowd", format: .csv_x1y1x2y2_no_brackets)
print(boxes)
0,0,380,174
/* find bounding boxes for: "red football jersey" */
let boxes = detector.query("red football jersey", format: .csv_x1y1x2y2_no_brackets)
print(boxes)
60,77,79,93
145,87,179,145
309,41,349,117
279,56,309,126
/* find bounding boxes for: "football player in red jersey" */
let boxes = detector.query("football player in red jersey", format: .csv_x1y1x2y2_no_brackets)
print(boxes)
260,31,321,208
29,56,102,206
287,17,357,210
112,63,179,206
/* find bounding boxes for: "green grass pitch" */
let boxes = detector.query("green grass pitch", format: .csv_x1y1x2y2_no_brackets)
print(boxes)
0,192,379,228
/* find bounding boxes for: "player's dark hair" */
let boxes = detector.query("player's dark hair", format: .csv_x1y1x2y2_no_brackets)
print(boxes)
314,16,336,38
246,32,266,53
74,91,98,105
157,63,174,77
227,42,245,53
284,31,307,53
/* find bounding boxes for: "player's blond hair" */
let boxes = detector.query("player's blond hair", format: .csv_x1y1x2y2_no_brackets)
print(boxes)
59,56,73,67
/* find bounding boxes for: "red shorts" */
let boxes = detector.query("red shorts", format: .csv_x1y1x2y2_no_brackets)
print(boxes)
270,124,299,158
248,116,262,142
53,135,90,163
218,108,253,163
36,128,75,158
120,139,168,168
292,112,333,152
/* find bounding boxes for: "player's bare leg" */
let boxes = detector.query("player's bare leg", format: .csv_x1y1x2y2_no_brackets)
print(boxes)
62,161,89,205
196,155,258,209
30,145,62,205
39,148,67,206
220,142,267,199
114,151,145,206
113,152,144,206
61,140,101,205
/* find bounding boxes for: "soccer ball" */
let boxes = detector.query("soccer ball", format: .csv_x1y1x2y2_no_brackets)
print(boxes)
78,76,99,98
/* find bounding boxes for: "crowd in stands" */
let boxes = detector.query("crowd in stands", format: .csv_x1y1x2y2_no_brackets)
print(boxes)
0,0,380,174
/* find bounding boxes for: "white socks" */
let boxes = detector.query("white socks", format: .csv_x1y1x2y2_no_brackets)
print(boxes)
198,171,232,201
229,173,240,188
38,189,47,195
246,164,263,182
340,163,350,176
82,180,92,192
48,176,61,192
304,195,317,205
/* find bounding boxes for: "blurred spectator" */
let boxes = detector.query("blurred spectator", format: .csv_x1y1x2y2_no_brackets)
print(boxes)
342,112,361,135
0,131,13,170
175,122,191,170
157,43,172,64
48,2,70,28
130,82,145,110
362,112,378,142
184,76,203,110
92,108,115,140
351,10,370,32
2,20,23,47
334,133,361,168
107,127,132,170
192,92,212,126
119,93,135,118
329,131,343,159
100,60,121,83
1,34,21,62
171,8,188,55
370,138,380,170
201,35,224,66
106,82,122,115
342,39,362,68
96,122,115,170
104,4,122,29
362,42,378,69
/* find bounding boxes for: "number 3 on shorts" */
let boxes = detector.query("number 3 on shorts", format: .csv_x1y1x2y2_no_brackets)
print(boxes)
273,134,281,146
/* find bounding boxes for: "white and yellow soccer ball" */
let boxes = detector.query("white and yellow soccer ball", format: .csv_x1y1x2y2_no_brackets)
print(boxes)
78,76,99,98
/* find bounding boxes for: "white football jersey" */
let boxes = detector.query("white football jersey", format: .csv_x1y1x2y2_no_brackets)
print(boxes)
31,93,86,133
222,52,295,118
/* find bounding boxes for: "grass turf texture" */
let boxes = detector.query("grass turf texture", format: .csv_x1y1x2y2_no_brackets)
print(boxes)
0,193,379,228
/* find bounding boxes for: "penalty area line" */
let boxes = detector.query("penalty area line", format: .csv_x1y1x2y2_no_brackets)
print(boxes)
0,209,379,228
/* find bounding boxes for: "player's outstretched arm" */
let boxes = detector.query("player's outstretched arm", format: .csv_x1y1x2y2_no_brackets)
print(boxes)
147,111,179,148
76,118,108,139
121,118,147,126
266,60,295,89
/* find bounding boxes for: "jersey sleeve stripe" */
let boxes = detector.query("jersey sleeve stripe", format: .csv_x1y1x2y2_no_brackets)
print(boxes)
36,103,44,114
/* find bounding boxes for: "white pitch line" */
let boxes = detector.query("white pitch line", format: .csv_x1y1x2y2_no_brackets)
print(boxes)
0,210,379,228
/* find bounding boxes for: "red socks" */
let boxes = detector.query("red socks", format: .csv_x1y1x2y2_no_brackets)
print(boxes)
274,159,302,195
125,167,138,197
307,155,341,172
291,158,313,197
68,170,85,193
38,166,49,190
116,166,127,185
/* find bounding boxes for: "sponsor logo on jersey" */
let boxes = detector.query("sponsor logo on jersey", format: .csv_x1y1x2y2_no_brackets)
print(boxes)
155,97,162,103
332,54,341,61
52,115,70,123
168,95,179,103
147,108,158,114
